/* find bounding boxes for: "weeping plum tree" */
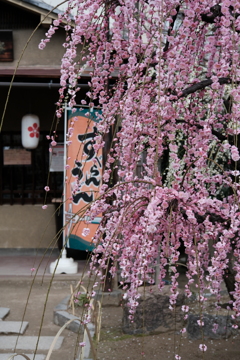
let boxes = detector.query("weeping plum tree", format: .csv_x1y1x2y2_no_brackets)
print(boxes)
42,0,240,321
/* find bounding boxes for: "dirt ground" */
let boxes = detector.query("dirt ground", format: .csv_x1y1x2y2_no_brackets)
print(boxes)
97,306,240,360
1,274,240,360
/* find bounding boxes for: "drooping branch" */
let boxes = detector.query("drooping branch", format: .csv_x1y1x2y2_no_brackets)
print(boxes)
47,0,240,318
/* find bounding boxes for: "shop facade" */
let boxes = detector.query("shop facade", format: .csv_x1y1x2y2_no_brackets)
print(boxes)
0,0,87,251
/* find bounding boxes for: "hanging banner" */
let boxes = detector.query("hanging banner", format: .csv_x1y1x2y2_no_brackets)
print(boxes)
65,108,102,251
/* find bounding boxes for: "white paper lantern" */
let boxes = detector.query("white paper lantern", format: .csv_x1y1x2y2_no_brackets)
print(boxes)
21,114,40,149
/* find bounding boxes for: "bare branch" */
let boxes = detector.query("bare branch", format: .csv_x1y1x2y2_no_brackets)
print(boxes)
200,4,223,23
178,77,233,98
163,5,180,53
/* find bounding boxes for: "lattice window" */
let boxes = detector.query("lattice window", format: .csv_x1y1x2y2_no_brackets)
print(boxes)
0,1,40,29
0,131,64,205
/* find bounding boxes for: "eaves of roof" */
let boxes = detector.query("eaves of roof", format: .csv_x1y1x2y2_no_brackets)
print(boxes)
3,0,63,20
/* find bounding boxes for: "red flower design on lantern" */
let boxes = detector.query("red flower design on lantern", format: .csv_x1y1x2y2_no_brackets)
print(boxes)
28,123,40,138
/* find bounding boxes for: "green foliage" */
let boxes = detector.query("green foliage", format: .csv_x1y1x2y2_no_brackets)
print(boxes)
74,293,90,307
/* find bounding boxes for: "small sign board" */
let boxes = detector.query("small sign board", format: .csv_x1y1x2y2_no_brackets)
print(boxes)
4,148,31,165
49,144,64,172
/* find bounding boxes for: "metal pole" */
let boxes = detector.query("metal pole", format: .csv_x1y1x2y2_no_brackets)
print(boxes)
63,104,68,250
49,103,78,273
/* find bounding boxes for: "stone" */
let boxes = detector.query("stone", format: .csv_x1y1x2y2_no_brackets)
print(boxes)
122,285,185,335
0,336,64,351
54,296,69,311
53,310,84,334
0,321,28,334
80,323,95,360
0,354,45,360
187,313,233,340
0,308,10,320
94,290,123,307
